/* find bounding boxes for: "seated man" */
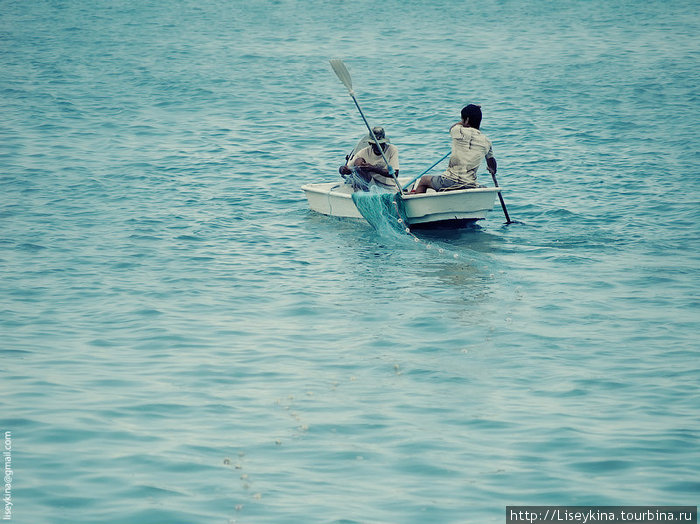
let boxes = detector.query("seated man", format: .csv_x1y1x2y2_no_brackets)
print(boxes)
339,126,400,191
413,104,497,193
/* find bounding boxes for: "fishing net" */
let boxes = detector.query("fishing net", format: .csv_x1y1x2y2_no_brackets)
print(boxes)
342,133,411,238
351,188,409,237
350,181,461,259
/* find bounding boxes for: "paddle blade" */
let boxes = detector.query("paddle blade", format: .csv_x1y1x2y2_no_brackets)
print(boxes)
329,59,353,92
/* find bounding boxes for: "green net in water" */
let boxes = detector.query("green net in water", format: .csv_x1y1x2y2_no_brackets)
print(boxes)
351,190,409,236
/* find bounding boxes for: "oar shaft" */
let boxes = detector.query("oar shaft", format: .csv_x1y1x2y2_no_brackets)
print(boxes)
402,151,451,191
349,93,402,193
330,60,401,193
490,172,513,224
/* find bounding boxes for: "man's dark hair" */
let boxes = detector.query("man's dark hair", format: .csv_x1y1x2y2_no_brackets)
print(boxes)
461,104,482,129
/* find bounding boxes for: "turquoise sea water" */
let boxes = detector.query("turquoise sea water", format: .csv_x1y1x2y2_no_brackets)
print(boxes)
1,1,699,522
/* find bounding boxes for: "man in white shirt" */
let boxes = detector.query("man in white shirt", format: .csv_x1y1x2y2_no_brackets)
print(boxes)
339,126,400,191
413,105,497,193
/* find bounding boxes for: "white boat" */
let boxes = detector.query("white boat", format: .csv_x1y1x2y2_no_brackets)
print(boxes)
302,178,502,228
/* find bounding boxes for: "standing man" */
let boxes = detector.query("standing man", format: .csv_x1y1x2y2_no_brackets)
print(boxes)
413,104,496,193
339,126,400,191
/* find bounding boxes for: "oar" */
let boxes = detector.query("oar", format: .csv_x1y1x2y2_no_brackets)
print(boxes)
490,171,513,224
329,59,403,194
401,151,451,191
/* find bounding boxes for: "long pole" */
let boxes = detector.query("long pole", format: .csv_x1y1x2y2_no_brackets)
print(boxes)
401,151,451,191
490,172,513,224
329,59,403,194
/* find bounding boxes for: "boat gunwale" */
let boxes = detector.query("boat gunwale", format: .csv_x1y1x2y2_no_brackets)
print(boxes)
301,182,502,200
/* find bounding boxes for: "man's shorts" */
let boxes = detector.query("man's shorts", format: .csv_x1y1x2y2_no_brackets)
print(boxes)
429,175,477,191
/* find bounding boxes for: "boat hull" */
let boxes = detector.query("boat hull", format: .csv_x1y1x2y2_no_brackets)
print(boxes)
302,179,501,227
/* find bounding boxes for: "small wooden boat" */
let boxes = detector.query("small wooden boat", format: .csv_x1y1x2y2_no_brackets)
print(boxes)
302,178,502,228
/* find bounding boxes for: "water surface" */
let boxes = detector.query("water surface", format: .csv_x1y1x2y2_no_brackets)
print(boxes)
1,1,699,522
